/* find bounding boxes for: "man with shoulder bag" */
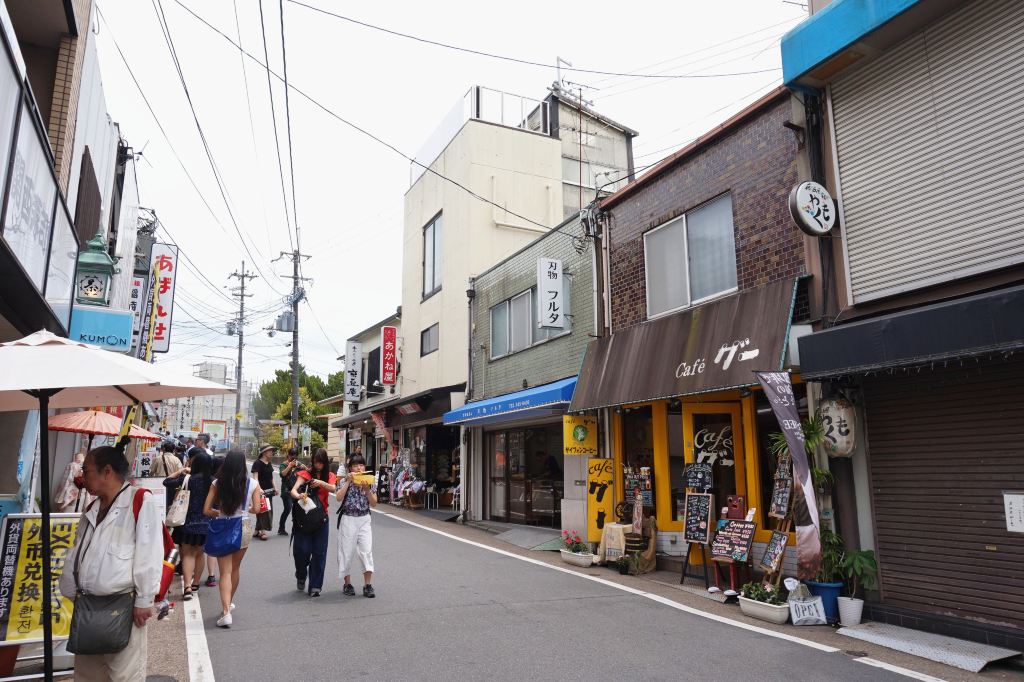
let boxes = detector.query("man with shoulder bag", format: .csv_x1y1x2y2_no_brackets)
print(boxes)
59,446,163,682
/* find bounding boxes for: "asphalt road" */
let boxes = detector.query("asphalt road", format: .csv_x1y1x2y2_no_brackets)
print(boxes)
193,505,912,682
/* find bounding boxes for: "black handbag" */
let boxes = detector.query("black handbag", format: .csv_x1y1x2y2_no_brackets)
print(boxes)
67,485,135,655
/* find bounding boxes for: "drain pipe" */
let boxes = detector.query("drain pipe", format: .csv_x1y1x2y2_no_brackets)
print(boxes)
461,280,476,523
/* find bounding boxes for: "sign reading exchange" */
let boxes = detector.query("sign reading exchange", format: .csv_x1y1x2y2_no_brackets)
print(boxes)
570,278,799,411
68,306,134,352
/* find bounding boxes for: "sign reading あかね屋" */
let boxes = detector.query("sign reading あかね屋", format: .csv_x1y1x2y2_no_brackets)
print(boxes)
563,416,597,455
380,326,398,386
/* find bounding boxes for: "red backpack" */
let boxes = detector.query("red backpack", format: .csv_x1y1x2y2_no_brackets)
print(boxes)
132,488,175,558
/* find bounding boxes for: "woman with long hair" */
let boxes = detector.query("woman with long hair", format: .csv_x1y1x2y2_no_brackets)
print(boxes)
203,449,261,627
163,450,214,600
290,448,336,597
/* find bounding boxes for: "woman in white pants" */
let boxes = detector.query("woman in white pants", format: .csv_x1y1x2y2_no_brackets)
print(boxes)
335,454,377,597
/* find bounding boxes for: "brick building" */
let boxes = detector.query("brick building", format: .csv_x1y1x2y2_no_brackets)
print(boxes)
571,87,821,572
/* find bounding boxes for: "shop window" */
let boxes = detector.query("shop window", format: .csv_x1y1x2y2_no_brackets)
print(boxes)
420,323,438,356
622,406,655,513
691,411,738,520
422,213,442,298
643,193,737,318
756,383,808,532
487,424,563,528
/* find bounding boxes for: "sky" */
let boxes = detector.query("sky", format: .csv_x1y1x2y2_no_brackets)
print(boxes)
92,0,807,385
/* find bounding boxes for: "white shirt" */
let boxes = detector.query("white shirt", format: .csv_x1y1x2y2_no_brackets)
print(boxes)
58,484,163,609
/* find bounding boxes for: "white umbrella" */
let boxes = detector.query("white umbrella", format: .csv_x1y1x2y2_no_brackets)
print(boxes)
0,330,233,677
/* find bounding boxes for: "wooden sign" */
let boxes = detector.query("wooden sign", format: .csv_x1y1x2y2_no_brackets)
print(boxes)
710,519,757,562
587,459,615,542
683,462,713,490
768,478,792,519
759,530,789,573
683,492,714,544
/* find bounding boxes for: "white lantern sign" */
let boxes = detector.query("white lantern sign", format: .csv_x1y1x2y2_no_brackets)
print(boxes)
819,397,856,458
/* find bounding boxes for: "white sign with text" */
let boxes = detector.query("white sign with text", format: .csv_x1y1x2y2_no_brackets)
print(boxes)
344,340,363,402
537,257,565,329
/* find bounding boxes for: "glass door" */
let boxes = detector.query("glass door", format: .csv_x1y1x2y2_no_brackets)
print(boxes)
681,403,744,522
489,432,508,521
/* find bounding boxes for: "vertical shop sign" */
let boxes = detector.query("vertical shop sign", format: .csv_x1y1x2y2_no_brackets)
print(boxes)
563,416,598,455
380,326,398,385
754,371,821,580
536,258,565,329
143,243,178,354
587,459,614,543
344,340,362,402
128,274,148,353
0,515,79,643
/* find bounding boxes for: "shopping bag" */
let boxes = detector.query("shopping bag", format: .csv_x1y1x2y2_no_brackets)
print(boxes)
165,475,190,527
785,578,827,625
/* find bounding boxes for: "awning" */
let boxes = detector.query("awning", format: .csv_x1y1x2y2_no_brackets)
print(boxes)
569,278,800,412
798,283,1024,379
443,377,577,425
330,384,463,429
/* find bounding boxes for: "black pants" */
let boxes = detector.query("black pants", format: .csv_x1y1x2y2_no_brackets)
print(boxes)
278,492,293,532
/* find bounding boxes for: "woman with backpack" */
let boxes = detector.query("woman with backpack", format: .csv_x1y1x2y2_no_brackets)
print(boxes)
162,449,214,601
203,449,262,627
289,448,336,597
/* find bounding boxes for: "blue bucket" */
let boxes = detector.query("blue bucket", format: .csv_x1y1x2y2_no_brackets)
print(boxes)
805,581,844,623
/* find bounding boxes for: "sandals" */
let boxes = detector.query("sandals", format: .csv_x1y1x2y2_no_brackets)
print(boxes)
183,588,193,601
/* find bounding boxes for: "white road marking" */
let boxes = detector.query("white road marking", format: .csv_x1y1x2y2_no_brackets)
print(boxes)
374,510,947,681
183,578,215,681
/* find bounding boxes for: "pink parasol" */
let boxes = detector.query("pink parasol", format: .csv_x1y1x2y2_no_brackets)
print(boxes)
48,410,162,442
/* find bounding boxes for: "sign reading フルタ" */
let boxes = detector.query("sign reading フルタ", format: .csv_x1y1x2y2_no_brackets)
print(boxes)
380,326,398,386
537,258,565,329
563,416,598,456
0,515,80,643
587,459,614,543
344,340,362,402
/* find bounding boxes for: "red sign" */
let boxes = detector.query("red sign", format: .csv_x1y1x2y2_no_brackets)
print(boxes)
380,326,398,385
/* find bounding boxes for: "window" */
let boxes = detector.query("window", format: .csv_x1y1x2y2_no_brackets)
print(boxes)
489,278,573,359
644,193,737,318
420,323,439,356
366,346,382,393
422,214,442,297
509,291,532,353
490,301,508,358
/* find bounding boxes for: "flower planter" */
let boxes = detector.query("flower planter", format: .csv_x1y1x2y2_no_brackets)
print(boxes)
837,596,864,626
738,596,790,624
805,581,844,624
559,549,594,567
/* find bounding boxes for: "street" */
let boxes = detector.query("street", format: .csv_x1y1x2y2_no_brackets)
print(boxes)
194,510,907,682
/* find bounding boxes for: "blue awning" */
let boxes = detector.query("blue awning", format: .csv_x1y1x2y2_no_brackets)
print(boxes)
443,377,576,425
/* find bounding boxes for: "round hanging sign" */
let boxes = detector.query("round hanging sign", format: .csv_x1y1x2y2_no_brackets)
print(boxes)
788,181,836,236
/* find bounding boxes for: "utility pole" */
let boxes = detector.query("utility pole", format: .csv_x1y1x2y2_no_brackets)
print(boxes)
229,262,257,446
275,249,311,449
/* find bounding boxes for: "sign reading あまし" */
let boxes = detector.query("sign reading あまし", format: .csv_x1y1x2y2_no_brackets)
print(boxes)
563,416,597,455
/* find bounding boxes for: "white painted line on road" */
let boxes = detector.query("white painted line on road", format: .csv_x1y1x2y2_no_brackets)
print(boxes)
375,510,944,680
855,657,948,682
183,578,215,682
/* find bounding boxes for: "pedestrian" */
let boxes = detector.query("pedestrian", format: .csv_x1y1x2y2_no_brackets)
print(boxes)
290,448,336,597
335,453,378,598
162,450,213,601
278,448,305,535
251,444,277,540
59,446,163,681
150,441,183,510
203,449,262,628
203,445,227,588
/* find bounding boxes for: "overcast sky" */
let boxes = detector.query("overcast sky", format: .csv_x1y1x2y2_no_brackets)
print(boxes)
93,0,806,385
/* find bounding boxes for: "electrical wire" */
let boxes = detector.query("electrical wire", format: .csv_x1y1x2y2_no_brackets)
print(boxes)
278,0,302,261
302,298,340,356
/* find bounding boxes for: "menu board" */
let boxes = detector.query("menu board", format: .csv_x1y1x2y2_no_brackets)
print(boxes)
683,492,714,544
759,530,789,573
683,462,713,491
768,478,792,519
624,467,653,508
710,520,757,562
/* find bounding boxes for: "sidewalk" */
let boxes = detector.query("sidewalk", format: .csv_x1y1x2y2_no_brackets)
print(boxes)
376,505,1021,682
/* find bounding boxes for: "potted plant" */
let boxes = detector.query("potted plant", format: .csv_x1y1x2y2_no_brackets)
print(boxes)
613,555,631,575
805,528,845,624
738,582,789,624
559,530,594,567
838,549,877,626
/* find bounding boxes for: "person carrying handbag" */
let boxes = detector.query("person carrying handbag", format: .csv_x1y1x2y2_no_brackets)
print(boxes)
289,449,336,597
58,447,163,682
162,451,213,601
251,444,277,540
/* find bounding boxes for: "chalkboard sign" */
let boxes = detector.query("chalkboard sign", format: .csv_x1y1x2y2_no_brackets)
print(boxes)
624,467,653,508
759,530,788,573
768,478,792,519
775,450,792,480
683,462,714,490
710,520,757,562
683,492,714,544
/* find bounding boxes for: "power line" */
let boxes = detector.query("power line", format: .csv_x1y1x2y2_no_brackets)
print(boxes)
278,0,302,263
303,299,340,356
285,0,783,80
258,0,296,253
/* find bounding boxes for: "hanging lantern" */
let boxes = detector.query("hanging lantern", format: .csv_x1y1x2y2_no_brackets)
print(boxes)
819,397,856,458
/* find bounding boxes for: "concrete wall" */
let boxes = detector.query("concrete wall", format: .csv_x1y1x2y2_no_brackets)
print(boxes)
555,100,633,218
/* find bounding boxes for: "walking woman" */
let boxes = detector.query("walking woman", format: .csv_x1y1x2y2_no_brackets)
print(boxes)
290,448,336,597
162,450,213,601
204,449,262,627
336,453,377,598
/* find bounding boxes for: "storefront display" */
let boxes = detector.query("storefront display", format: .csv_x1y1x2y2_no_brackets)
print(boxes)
486,424,563,528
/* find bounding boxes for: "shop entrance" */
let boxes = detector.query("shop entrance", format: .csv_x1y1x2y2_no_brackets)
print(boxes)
679,403,743,523
486,424,563,528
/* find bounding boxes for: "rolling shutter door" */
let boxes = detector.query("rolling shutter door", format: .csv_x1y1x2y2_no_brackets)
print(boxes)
863,357,1024,629
830,0,1024,303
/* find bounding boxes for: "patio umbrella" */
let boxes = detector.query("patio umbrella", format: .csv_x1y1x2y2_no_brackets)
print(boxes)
48,410,163,445
0,330,232,677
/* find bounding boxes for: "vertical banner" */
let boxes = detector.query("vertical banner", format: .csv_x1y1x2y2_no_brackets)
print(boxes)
537,257,565,329
344,340,363,402
142,243,178,354
754,371,821,579
380,326,398,386
587,458,615,543
128,274,148,353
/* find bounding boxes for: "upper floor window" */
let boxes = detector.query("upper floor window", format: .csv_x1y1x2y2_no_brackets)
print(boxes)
489,277,572,359
423,214,443,298
420,323,439,356
644,193,736,318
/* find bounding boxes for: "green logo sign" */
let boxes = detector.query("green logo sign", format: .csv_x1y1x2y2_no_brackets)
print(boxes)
572,425,589,443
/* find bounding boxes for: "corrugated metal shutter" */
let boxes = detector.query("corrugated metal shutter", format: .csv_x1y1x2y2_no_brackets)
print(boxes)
864,357,1024,629
830,0,1024,303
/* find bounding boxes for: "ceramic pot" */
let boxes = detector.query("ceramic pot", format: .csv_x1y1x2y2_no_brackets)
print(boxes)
559,549,594,567
837,596,864,626
738,596,790,624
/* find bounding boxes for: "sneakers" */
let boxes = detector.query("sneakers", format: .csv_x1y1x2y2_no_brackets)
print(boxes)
216,612,232,628
205,576,217,588
310,589,321,598
297,579,305,592
342,583,355,597
363,584,375,598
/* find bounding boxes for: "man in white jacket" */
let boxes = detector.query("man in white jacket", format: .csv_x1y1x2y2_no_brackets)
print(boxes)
59,446,163,682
